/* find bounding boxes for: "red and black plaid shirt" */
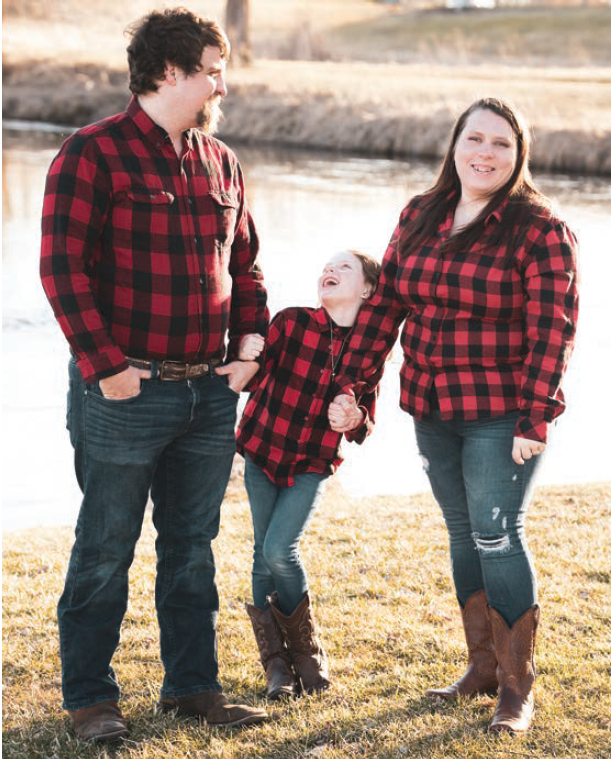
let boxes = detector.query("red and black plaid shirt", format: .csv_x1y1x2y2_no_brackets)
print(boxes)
236,307,378,487
40,97,268,383
336,195,579,444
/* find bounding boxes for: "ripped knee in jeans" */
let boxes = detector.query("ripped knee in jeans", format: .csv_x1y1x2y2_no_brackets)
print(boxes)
472,532,511,554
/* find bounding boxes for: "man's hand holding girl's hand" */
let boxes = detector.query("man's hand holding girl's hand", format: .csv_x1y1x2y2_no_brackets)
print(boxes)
328,394,364,433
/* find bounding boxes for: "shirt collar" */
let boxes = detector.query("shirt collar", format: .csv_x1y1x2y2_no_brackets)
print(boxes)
127,96,196,152
312,307,331,333
127,97,172,150
443,190,509,228
485,196,509,225
311,307,352,335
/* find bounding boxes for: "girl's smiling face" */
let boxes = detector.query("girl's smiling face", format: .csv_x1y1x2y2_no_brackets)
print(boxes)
318,251,370,308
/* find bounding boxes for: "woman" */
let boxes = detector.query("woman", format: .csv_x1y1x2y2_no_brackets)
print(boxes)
330,98,579,733
236,250,382,700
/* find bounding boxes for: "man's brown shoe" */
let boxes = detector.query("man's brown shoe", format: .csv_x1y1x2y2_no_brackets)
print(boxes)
159,691,268,727
68,700,129,742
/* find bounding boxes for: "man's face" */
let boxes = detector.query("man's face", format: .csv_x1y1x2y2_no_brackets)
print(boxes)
170,46,227,133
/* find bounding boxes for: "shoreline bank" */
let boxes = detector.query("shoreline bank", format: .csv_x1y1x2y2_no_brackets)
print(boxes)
4,59,611,176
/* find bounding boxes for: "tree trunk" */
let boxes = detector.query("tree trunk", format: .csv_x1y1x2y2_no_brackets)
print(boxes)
225,0,252,67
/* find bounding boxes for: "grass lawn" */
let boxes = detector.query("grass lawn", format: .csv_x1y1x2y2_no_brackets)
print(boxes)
3,477,610,758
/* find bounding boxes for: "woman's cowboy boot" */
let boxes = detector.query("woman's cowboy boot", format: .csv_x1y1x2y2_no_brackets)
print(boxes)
245,603,299,700
269,592,331,694
425,589,498,699
488,604,540,733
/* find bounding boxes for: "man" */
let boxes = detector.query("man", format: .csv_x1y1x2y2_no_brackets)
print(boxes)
40,8,269,742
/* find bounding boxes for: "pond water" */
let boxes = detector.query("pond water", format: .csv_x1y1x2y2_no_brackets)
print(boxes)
3,123,610,530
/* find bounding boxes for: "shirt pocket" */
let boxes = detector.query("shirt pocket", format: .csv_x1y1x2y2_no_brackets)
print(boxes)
111,188,175,252
209,190,238,248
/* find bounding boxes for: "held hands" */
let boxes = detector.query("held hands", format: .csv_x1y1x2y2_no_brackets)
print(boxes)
238,333,265,362
328,393,364,433
99,365,151,400
215,361,259,393
512,437,546,465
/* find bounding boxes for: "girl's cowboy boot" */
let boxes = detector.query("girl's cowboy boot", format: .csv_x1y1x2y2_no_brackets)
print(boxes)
245,602,299,700
269,592,330,694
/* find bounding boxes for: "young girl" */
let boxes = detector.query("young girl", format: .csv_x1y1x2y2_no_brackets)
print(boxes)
236,250,381,700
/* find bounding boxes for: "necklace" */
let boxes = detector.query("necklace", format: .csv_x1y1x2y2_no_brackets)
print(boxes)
329,321,352,380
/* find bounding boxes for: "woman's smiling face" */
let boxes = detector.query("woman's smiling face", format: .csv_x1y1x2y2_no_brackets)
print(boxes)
453,108,518,202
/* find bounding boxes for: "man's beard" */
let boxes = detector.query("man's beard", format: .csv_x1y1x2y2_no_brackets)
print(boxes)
197,96,223,134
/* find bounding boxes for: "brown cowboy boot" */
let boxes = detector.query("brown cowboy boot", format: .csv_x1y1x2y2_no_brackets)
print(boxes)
67,700,129,742
159,691,267,727
425,589,498,699
488,604,540,733
269,592,330,694
246,602,299,700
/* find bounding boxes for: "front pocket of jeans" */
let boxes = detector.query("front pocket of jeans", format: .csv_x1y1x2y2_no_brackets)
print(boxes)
84,383,157,463
86,383,143,405
218,375,240,398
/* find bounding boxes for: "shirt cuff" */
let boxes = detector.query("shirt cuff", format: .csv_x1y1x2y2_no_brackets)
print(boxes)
514,414,549,444
344,406,373,445
75,346,129,384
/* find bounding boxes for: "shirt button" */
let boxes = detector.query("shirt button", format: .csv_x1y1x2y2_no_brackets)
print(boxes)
199,278,205,285
188,198,194,205
194,237,198,245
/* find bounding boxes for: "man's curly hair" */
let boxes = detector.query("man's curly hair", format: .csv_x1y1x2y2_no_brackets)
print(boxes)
126,7,230,95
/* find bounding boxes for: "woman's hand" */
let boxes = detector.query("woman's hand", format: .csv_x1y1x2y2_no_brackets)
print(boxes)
328,394,364,433
238,333,265,361
512,437,546,465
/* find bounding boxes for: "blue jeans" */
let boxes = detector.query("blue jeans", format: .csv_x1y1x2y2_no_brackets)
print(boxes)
414,411,543,626
244,456,329,615
59,358,238,710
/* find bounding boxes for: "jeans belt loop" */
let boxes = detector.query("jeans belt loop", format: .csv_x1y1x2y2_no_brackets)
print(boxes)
150,359,159,380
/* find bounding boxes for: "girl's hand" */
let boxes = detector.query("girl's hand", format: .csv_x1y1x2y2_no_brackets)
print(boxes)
512,437,546,465
328,394,364,433
238,333,265,361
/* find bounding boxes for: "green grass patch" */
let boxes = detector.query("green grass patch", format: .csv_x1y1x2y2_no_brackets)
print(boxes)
3,480,611,757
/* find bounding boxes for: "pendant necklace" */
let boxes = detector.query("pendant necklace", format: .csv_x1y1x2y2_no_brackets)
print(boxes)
329,321,352,380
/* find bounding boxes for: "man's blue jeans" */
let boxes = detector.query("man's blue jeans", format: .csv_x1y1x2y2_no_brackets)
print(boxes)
244,456,329,615
414,411,544,626
59,358,238,710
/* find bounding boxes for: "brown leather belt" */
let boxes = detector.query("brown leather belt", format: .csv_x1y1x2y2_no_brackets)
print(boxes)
126,356,222,381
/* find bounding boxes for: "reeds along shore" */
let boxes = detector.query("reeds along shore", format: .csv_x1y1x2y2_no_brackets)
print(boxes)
3,60,611,176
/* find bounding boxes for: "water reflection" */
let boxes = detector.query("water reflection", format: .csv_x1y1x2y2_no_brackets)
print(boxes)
3,124,610,529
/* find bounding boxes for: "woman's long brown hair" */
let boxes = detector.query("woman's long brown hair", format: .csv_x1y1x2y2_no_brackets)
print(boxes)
398,98,551,261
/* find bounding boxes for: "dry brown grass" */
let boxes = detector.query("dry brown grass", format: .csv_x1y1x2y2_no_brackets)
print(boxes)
3,1,611,173
3,478,611,758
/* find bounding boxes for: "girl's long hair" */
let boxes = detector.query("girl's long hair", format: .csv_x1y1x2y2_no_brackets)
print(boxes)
398,98,551,260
